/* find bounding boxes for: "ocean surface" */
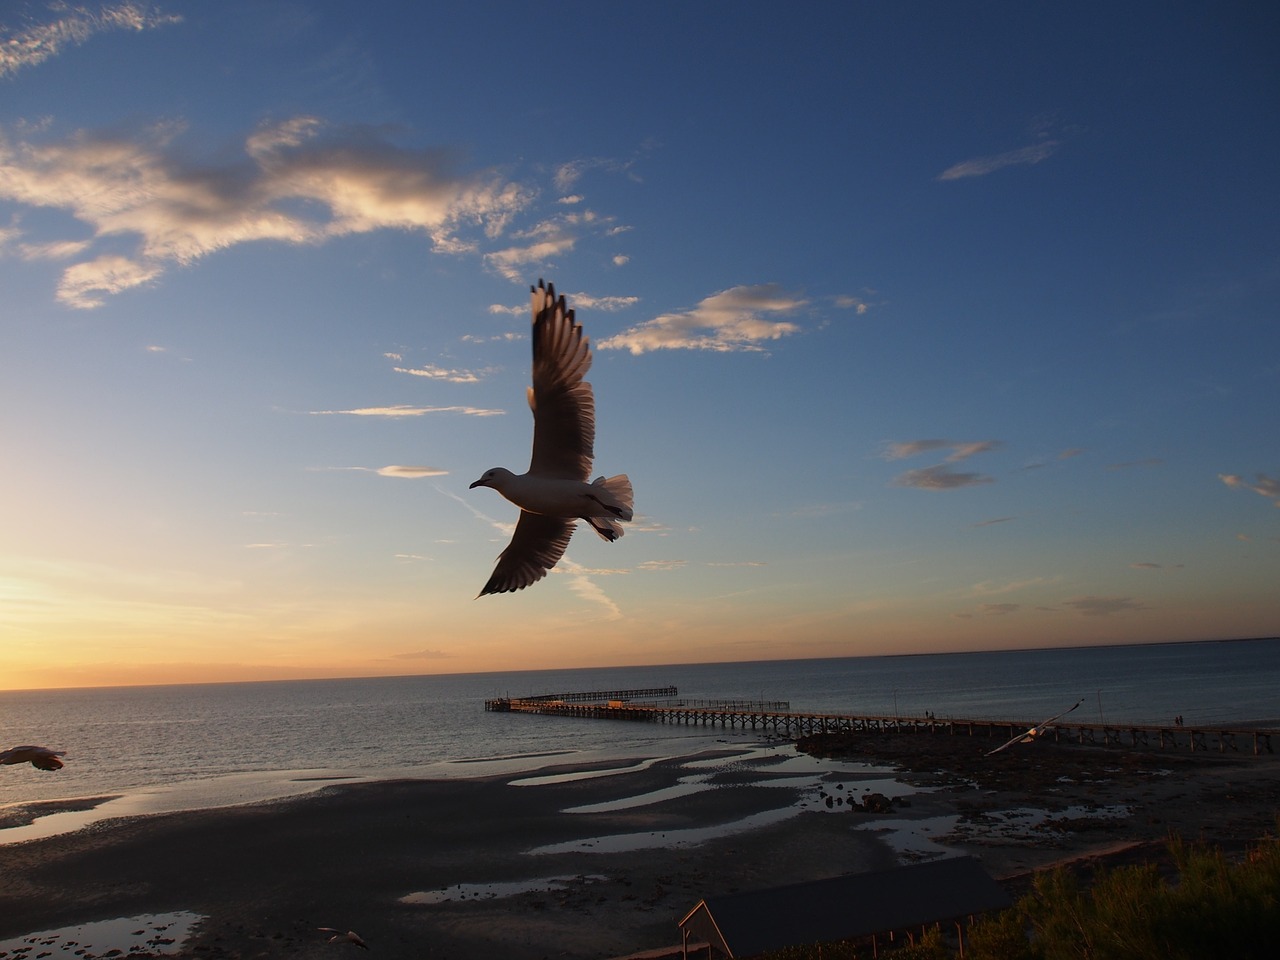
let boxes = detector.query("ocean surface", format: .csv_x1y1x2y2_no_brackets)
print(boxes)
2,638,1277,816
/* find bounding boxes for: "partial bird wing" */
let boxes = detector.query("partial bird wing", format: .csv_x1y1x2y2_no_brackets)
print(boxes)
984,698,1083,757
984,729,1035,757
1,745,65,770
527,280,594,481
478,512,576,596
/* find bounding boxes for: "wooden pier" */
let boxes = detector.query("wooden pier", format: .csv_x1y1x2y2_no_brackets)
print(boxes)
484,688,1278,756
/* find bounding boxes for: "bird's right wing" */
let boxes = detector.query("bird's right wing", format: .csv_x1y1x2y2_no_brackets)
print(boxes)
478,511,576,596
527,280,594,481
984,730,1033,757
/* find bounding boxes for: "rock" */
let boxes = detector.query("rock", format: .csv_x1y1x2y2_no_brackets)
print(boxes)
860,792,894,813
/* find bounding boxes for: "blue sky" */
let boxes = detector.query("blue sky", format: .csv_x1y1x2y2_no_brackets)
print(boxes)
2,1,1277,690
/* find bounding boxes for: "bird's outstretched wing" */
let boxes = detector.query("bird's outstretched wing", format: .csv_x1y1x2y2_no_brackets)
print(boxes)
478,511,576,596
0,745,66,770
527,279,594,481
984,698,1083,757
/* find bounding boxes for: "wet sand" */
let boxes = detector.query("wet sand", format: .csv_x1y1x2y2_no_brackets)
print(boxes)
1,738,1277,959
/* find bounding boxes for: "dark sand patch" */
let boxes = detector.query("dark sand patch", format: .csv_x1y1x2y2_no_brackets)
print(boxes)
1,739,1276,959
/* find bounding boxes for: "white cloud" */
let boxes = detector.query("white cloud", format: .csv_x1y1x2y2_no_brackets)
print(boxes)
612,254,630,266
1220,472,1280,507
0,1,181,79
19,238,93,260
599,284,807,354
567,292,639,312
484,231,576,281
937,140,1060,181
393,364,494,384
56,254,162,308
833,294,869,314
307,404,503,417
0,116,531,306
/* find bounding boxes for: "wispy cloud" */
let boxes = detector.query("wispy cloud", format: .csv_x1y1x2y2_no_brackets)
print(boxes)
0,1,181,79
0,115,531,306
937,140,1060,181
885,439,1002,490
1062,595,1144,617
893,465,995,490
1130,561,1184,571
568,292,639,311
555,557,623,620
884,439,1001,462
553,155,641,192
638,559,687,572
377,465,448,478
385,648,452,660
972,516,1016,528
488,290,638,318
599,284,808,354
393,364,495,384
980,603,1021,616
1220,472,1280,507
483,209,626,282
307,404,503,417
1107,458,1164,470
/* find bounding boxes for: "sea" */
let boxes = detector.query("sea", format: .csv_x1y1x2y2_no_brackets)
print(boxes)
2,638,1278,818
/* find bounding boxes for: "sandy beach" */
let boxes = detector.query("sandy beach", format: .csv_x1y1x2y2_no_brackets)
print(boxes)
1,736,1277,960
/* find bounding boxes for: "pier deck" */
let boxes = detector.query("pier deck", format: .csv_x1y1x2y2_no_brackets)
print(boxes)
484,689,1277,756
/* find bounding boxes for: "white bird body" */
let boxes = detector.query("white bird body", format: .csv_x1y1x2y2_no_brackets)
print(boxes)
470,280,633,595
473,468,631,522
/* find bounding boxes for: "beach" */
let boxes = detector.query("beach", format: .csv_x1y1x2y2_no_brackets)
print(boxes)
1,738,1277,959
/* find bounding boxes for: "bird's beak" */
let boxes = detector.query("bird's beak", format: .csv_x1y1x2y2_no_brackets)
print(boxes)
469,478,485,489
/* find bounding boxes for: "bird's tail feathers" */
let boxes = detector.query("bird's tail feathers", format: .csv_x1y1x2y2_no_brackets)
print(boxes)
586,516,624,541
591,474,634,521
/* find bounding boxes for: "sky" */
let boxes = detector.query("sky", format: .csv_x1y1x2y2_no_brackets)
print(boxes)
1,1,1278,691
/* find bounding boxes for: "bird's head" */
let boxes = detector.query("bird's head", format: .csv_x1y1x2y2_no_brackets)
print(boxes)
470,467,512,491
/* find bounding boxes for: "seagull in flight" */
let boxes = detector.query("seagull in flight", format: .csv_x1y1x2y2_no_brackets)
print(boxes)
984,699,1083,757
470,280,634,596
318,928,369,949
0,745,66,771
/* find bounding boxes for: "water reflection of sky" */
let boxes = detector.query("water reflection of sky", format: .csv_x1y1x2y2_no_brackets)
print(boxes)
0,911,203,960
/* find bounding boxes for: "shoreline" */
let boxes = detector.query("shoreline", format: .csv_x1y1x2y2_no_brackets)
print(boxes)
2,738,1277,959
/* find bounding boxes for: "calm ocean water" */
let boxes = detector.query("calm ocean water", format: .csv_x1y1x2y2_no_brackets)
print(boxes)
2,638,1277,811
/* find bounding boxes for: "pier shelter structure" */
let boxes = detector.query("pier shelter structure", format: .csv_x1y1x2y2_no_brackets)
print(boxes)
678,856,1011,958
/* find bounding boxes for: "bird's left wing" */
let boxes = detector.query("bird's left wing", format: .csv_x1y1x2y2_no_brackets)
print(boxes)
527,280,594,480
478,511,577,596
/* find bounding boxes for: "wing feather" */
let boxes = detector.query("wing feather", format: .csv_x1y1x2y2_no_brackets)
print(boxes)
528,280,594,480
478,511,576,595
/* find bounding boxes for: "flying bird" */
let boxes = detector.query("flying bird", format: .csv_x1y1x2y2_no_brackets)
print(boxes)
0,745,66,771
318,929,368,949
985,699,1083,757
470,280,633,595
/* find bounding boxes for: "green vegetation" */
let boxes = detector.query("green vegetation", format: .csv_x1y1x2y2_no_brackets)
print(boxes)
755,832,1280,960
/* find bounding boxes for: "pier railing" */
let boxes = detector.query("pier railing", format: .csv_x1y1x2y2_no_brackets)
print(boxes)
483,689,1277,756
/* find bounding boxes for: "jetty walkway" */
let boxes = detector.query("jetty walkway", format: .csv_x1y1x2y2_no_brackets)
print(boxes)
484,687,1277,756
